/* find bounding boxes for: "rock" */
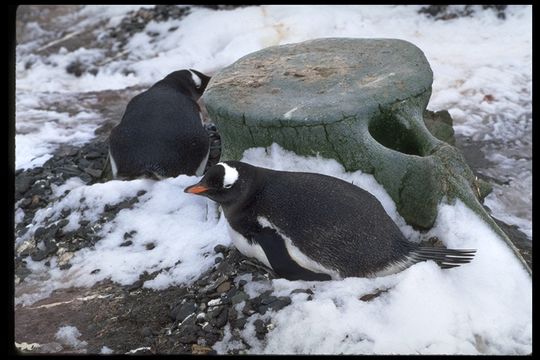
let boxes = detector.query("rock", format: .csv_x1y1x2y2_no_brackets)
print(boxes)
216,281,231,293
290,288,314,296
66,60,86,77
171,301,198,322
201,275,229,294
191,344,214,355
119,240,132,247
231,317,247,330
203,37,530,274
16,175,33,195
83,167,103,178
123,230,136,240
359,288,389,302
253,319,270,340
30,249,48,262
230,291,249,305
213,244,227,254
209,307,229,328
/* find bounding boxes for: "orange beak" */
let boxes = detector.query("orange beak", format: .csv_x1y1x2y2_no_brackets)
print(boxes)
184,184,209,194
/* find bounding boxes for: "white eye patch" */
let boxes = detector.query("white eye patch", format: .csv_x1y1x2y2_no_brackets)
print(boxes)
188,70,202,88
218,162,239,189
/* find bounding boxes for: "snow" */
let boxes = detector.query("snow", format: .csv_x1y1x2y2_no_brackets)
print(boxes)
16,175,229,297
55,325,88,349
100,346,114,354
15,5,531,355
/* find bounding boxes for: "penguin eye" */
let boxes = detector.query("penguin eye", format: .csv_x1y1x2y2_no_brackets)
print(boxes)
223,183,233,189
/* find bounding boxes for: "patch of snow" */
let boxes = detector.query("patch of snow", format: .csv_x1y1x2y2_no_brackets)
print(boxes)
55,325,88,349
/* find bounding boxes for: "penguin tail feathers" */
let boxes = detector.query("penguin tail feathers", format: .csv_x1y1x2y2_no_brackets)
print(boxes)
410,246,476,269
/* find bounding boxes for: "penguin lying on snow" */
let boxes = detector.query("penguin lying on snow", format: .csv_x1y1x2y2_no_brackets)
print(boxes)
107,69,211,179
185,161,475,281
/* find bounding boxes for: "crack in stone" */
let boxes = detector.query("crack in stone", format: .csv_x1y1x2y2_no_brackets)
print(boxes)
322,123,346,167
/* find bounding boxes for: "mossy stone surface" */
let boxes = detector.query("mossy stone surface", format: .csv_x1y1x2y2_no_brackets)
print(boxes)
203,38,530,275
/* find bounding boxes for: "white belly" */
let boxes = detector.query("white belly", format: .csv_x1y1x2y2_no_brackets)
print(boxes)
226,222,272,269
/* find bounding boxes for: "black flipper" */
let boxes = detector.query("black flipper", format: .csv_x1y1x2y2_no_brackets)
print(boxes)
254,228,332,281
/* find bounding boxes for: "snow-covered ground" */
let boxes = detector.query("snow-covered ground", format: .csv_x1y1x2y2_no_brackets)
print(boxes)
15,5,531,354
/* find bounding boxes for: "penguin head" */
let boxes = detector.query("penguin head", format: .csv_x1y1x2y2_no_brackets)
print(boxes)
162,69,211,98
188,69,211,96
184,161,251,204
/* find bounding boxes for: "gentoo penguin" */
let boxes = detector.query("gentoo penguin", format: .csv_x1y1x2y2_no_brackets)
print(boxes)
185,161,475,281
107,69,211,179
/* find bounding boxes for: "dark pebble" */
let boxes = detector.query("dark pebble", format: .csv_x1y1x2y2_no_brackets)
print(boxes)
260,295,278,305
137,190,147,197
145,242,156,250
58,165,82,177
78,158,92,169
30,249,48,261
214,256,223,264
290,288,314,296
79,174,93,183
66,60,86,77
90,269,100,274
213,244,227,254
59,263,72,270
43,237,58,254
59,208,71,218
171,301,198,322
231,317,247,330
119,240,133,247
123,230,137,240
230,291,248,305
20,198,32,208
84,151,102,160
253,319,269,340
84,167,102,178
15,175,33,195
210,307,229,328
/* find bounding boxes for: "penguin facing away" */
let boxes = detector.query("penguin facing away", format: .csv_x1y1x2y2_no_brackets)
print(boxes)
107,69,211,180
185,161,476,281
